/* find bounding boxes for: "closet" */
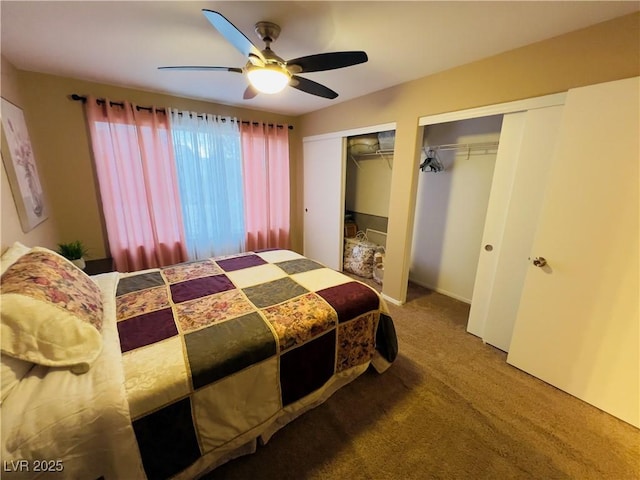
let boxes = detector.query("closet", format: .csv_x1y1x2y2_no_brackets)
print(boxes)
344,130,394,246
302,122,396,271
410,116,502,303
416,99,566,354
416,77,638,428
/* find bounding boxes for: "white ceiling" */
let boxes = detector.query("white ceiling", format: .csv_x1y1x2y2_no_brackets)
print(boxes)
2,1,638,116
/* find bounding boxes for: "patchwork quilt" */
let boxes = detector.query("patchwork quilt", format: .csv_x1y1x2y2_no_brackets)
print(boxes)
115,249,395,478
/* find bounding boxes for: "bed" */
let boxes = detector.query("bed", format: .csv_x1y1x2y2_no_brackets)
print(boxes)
1,243,397,479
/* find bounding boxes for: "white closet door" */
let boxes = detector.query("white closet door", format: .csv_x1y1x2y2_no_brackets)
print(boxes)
471,105,565,352
302,136,345,270
467,112,526,340
508,77,639,427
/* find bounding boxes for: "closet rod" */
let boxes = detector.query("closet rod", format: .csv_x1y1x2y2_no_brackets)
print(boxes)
69,94,293,130
426,141,499,152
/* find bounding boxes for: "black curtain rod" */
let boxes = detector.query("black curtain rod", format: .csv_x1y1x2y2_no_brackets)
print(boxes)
70,94,293,130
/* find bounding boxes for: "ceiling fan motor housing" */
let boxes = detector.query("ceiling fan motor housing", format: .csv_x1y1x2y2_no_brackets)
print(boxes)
255,21,281,44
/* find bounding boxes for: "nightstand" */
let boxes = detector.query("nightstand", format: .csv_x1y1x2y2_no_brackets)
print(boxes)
84,258,115,275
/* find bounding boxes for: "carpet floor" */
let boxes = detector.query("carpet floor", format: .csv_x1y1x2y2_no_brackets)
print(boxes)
204,281,639,479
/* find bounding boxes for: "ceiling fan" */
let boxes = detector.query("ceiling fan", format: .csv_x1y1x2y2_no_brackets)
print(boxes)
159,9,368,100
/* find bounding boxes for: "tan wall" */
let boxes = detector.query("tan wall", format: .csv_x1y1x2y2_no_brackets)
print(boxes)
296,12,640,302
1,66,299,257
1,56,60,252
2,12,638,294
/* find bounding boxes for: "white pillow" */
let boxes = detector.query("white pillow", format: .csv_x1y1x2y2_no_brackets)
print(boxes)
0,354,33,403
0,242,36,400
0,241,31,274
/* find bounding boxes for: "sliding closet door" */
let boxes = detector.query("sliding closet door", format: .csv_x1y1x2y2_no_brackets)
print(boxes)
508,77,639,427
467,112,525,342
469,106,563,352
468,106,564,351
302,136,345,270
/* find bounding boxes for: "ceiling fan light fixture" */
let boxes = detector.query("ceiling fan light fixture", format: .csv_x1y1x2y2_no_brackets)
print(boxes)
247,65,290,94
160,11,368,100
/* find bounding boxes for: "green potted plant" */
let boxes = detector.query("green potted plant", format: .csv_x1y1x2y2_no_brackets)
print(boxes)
57,240,89,270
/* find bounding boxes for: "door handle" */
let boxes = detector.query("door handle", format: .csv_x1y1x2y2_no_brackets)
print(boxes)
532,257,547,267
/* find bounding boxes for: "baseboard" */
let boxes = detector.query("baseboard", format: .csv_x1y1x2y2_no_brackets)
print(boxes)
408,278,471,304
381,293,404,306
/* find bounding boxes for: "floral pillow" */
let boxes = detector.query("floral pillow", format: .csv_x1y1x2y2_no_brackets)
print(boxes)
1,247,103,373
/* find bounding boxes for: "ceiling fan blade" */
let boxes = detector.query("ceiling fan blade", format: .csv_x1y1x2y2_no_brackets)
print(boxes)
202,10,265,62
290,75,338,99
286,51,368,73
158,66,243,73
243,85,259,100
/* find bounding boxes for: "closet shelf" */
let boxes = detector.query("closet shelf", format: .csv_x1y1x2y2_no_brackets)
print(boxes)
350,149,394,169
426,141,499,154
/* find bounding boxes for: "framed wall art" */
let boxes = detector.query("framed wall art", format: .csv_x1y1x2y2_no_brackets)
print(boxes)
1,97,48,232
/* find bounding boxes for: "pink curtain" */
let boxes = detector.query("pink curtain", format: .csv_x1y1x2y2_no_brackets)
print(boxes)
85,96,187,271
240,122,290,251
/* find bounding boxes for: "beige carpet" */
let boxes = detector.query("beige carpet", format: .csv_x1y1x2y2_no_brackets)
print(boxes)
205,282,639,479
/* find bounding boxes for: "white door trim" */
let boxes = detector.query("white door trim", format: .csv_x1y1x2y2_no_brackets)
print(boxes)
418,92,566,126
302,122,397,142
